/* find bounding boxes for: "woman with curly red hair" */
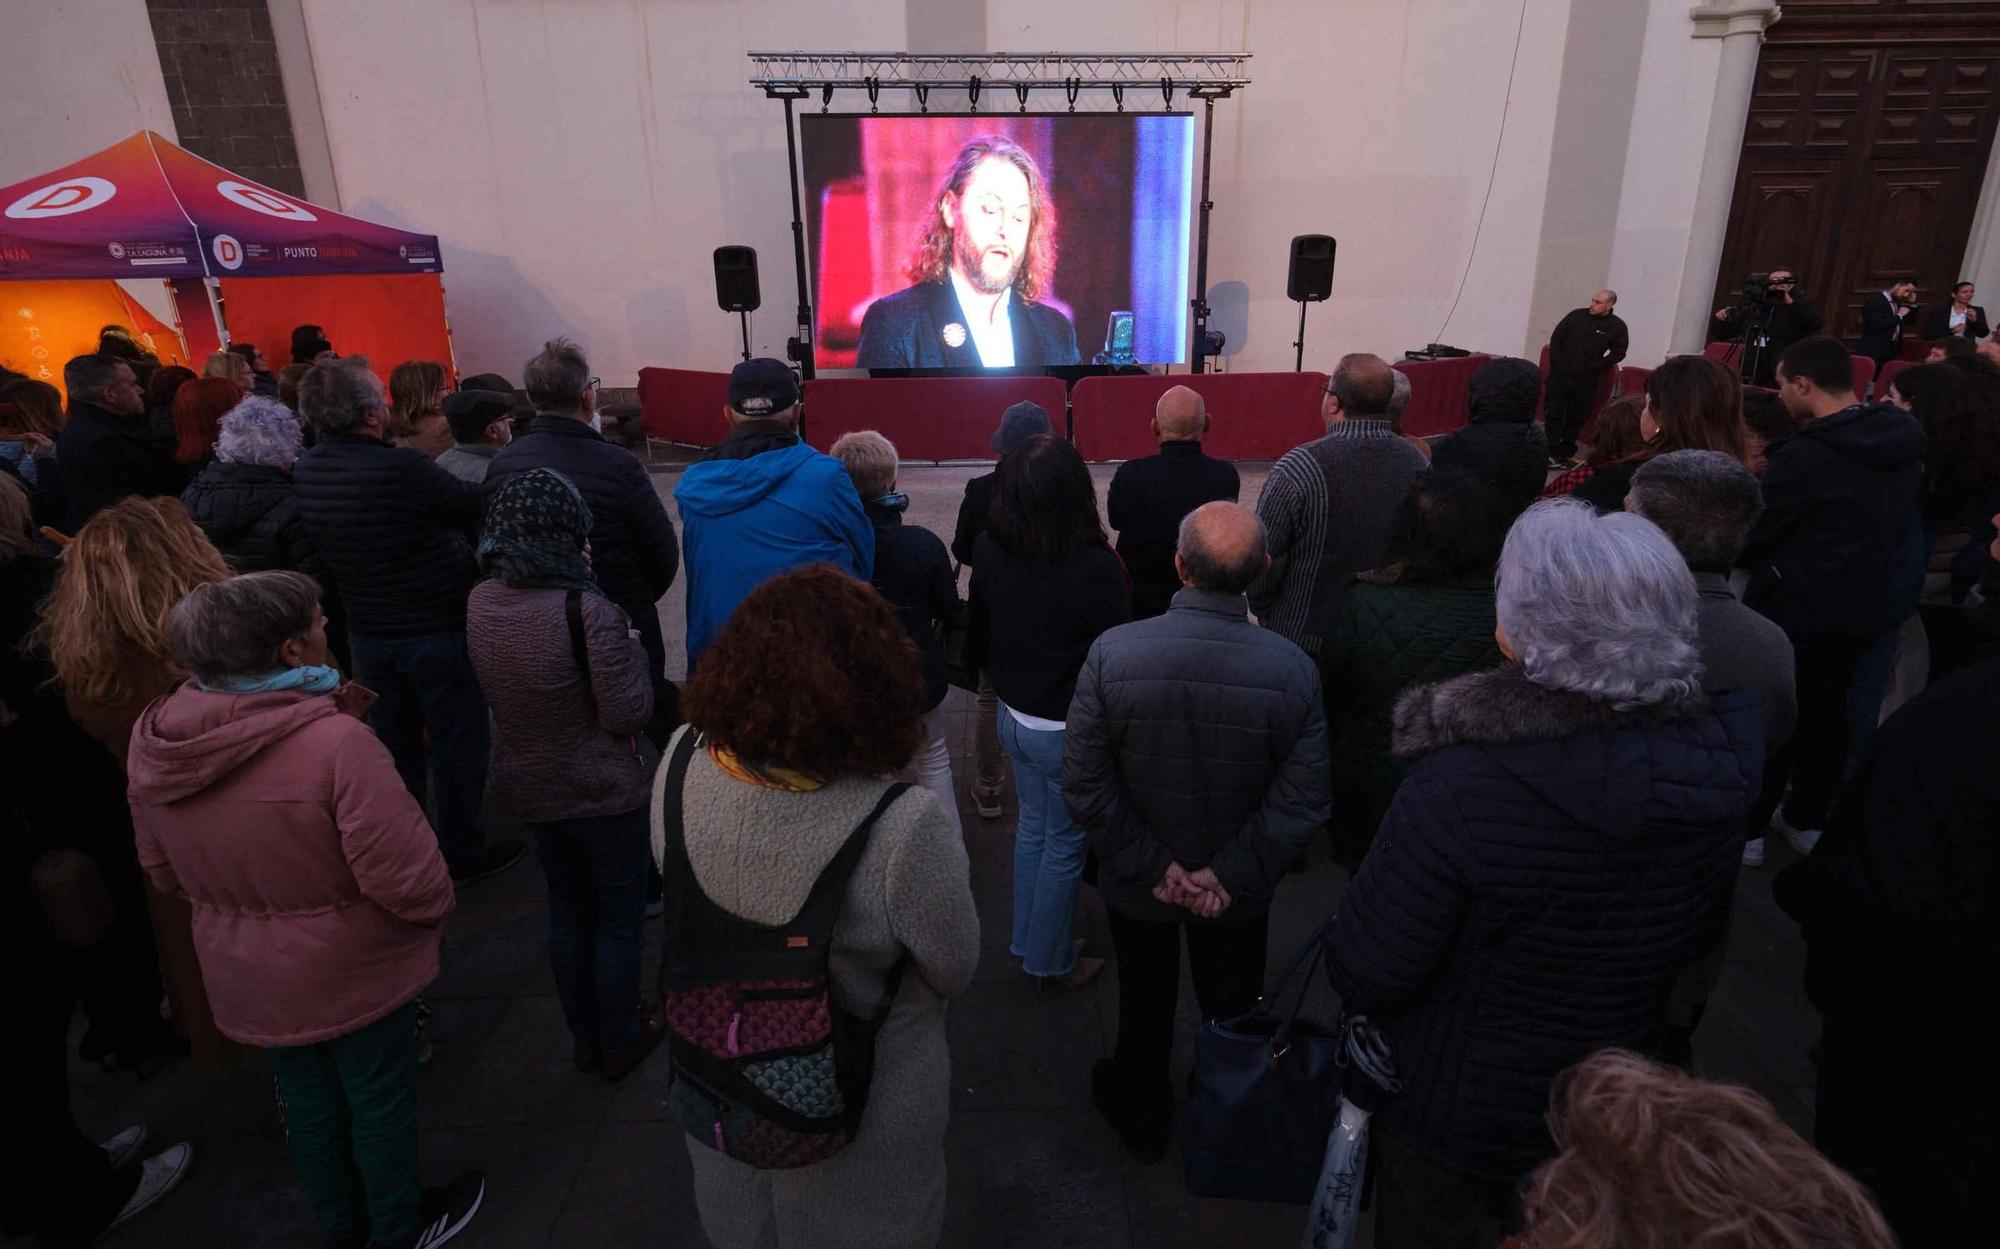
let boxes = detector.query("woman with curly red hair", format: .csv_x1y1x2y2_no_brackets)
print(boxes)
1513,1049,1894,1249
655,565,977,1249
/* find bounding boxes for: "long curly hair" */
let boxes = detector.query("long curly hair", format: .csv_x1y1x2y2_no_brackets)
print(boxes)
33,497,232,708
906,134,1058,304
1523,1050,1895,1249
684,565,924,781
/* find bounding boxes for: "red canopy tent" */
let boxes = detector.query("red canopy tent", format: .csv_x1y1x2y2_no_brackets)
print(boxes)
0,131,453,395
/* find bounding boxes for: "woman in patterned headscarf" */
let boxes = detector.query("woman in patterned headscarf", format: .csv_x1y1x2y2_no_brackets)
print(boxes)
466,467,666,1079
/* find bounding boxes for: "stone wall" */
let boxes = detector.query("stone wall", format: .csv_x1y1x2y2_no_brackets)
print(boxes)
146,0,304,196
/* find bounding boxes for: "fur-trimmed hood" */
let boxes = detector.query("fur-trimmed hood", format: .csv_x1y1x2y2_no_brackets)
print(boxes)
1392,664,1746,838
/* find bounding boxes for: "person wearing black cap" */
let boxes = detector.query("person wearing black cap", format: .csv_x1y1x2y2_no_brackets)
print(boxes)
436,391,515,484
951,398,1052,818
673,358,872,669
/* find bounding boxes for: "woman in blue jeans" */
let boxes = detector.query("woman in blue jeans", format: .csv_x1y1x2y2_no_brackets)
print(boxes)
971,435,1130,987
467,468,665,1078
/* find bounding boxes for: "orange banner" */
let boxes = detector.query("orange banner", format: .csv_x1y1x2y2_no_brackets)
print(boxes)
0,279,189,399
218,273,454,382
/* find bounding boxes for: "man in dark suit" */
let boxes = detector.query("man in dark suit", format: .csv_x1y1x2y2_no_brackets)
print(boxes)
1107,386,1241,618
1858,279,1920,367
1923,280,1988,343
855,134,1080,369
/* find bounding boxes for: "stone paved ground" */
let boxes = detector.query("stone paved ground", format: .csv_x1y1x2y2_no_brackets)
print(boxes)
57,463,1817,1249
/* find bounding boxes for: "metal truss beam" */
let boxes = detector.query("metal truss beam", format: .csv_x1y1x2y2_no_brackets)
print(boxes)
749,51,1250,99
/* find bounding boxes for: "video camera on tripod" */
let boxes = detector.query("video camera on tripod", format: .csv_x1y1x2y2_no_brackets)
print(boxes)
1736,271,1797,308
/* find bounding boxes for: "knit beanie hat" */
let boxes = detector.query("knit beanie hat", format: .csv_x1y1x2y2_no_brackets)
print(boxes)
991,401,1052,455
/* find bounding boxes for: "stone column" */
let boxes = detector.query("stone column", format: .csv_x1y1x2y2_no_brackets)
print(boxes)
1672,2,1783,353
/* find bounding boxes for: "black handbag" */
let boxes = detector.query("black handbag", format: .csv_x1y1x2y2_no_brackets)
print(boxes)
1184,926,1345,1203
934,566,978,694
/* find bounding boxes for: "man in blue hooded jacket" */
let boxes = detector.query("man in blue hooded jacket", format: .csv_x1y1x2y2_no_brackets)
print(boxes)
674,359,873,669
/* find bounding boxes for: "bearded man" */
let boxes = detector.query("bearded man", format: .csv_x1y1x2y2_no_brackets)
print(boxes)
855,134,1081,369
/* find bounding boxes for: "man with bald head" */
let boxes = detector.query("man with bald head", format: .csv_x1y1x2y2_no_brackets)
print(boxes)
1106,384,1241,617
1064,501,1330,1160
1250,352,1426,654
1544,287,1629,466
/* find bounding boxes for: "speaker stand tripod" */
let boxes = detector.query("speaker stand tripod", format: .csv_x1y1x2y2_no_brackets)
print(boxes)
1293,300,1310,373
737,311,752,363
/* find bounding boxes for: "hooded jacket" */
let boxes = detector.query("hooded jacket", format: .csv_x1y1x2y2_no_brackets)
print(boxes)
126,684,454,1047
673,420,873,666
1430,358,1549,509
181,461,321,579
1323,665,1761,1180
1740,401,1927,638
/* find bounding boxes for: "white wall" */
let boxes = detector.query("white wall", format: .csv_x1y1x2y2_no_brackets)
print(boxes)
301,0,906,385
0,0,176,186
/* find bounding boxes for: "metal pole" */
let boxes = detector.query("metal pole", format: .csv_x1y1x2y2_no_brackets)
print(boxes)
780,94,815,381
740,310,753,362
1294,300,1307,373
1190,97,1216,374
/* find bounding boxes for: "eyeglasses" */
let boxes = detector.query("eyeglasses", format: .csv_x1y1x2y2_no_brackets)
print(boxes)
587,376,601,392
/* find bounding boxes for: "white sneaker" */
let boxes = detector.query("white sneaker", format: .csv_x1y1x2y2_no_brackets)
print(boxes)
105,1142,192,1234
972,787,1003,820
100,1125,148,1171
1770,811,1822,856
1740,837,1766,868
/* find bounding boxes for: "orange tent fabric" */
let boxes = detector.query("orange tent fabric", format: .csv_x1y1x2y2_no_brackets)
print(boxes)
218,273,454,382
0,280,189,398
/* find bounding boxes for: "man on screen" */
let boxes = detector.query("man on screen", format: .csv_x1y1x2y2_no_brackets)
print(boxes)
855,135,1081,369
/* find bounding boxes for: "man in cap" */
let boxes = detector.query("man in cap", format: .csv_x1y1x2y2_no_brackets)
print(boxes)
952,398,1052,818
436,390,515,484
673,357,872,668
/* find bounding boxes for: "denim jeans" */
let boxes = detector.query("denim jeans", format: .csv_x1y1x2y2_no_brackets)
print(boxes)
900,706,963,840
350,631,491,870
998,707,1085,977
529,808,650,1054
266,1001,422,1246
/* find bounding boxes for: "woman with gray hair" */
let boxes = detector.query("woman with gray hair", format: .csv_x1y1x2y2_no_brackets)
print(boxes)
124,570,484,1248
1319,498,1764,1248
181,394,321,579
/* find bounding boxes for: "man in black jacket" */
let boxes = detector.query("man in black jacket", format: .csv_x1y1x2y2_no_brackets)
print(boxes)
1713,266,1823,387
1742,335,1926,856
292,359,521,884
1063,502,1330,1160
1106,386,1240,618
486,338,680,740
1857,279,1920,367
54,354,182,531
1541,289,1627,465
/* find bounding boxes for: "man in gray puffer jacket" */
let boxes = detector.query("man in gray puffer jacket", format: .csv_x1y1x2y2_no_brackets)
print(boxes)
1062,501,1331,1162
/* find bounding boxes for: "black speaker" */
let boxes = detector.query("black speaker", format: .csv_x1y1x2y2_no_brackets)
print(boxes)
1287,235,1336,303
713,246,761,313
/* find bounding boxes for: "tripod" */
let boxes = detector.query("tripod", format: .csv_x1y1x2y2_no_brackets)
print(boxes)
737,310,753,363
1293,299,1310,373
1723,299,1779,385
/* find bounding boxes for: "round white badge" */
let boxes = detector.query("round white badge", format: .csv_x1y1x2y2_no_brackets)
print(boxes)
211,233,245,270
216,180,317,222
941,322,968,349
6,176,117,220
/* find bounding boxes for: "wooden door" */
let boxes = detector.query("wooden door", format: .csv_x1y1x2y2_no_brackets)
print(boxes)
1714,3,2000,345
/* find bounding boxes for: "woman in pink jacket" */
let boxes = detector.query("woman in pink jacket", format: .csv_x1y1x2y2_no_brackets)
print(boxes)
126,571,481,1249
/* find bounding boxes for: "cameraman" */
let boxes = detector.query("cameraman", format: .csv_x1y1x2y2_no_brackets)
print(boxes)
1713,266,1823,387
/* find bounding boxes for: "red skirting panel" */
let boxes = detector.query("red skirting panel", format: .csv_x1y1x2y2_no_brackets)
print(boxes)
637,367,733,447
1071,372,1330,461
800,375,1070,461
1392,355,1490,439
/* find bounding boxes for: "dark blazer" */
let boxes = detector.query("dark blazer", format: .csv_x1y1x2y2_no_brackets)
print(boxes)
485,415,680,622
1858,292,1919,364
54,400,187,531
1324,666,1761,1180
968,535,1129,721
291,432,481,638
1106,441,1240,618
855,280,1081,369
1923,302,1989,342
950,471,997,566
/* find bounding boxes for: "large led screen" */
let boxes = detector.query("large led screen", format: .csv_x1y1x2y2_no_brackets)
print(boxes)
801,113,1196,370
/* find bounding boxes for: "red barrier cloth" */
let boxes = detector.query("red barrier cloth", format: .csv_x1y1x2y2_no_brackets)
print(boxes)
637,367,733,447
800,375,1070,460
1071,372,1330,461
1392,355,1490,439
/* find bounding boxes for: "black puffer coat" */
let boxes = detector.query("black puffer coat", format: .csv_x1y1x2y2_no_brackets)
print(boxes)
485,415,679,620
1323,665,1760,1181
182,462,321,578
291,432,480,638
1062,588,1330,921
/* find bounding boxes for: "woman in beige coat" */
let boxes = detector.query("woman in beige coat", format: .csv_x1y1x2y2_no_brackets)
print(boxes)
654,565,979,1249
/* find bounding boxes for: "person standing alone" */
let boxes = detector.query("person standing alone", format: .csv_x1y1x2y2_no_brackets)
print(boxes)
1105,385,1240,619
1542,290,1628,467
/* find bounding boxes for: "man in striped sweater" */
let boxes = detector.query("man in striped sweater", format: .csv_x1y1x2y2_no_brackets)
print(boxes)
1248,353,1427,655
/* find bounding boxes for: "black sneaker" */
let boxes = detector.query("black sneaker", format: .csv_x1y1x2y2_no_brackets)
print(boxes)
376,1171,484,1249
449,840,526,887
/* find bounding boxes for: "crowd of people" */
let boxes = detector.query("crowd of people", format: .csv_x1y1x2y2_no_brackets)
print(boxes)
2,314,1996,1249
